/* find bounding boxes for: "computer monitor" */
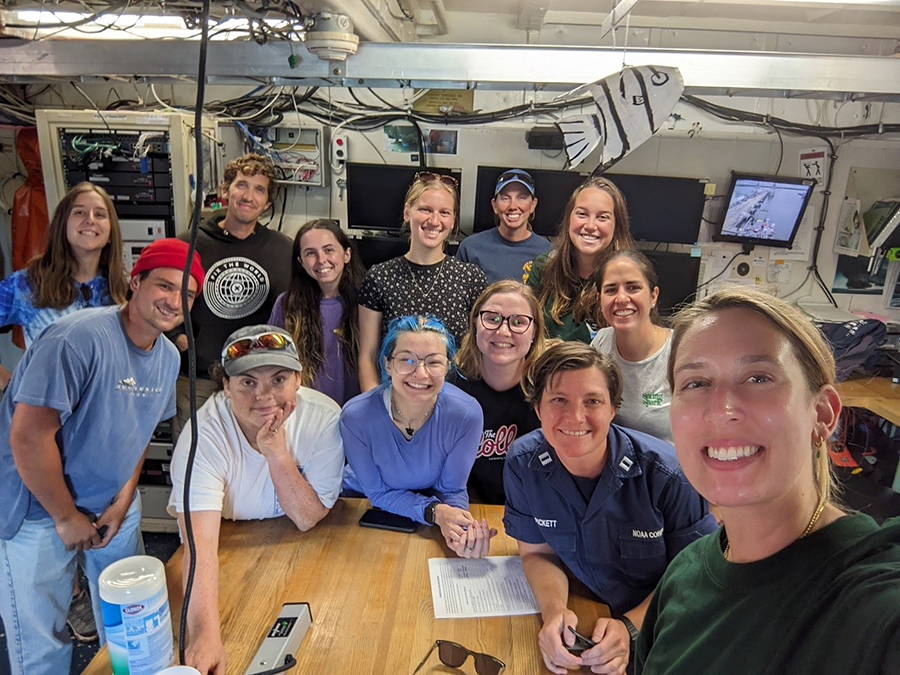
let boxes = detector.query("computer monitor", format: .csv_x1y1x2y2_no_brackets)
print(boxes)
643,250,702,316
472,166,586,238
607,173,706,245
346,163,462,233
714,172,815,249
472,167,705,244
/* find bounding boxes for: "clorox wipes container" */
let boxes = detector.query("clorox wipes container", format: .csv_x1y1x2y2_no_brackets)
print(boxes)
99,555,175,674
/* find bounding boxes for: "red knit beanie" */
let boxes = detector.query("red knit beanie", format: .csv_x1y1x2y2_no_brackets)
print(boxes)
130,238,205,293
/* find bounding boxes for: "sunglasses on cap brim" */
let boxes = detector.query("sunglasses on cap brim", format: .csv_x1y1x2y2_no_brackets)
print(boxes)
222,331,292,362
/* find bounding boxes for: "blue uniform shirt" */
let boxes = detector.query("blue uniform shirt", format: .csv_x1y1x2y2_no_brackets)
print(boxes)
503,425,717,615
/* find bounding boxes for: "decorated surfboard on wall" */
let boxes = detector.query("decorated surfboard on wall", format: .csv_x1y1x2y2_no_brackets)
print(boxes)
556,65,683,172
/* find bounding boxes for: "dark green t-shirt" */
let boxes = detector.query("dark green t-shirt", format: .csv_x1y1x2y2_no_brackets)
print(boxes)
524,253,597,343
636,514,900,675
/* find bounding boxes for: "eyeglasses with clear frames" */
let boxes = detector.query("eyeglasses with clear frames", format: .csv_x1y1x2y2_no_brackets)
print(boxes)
478,311,535,334
389,351,449,376
412,640,505,675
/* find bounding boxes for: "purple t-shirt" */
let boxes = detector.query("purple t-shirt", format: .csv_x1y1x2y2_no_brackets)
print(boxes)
269,293,360,406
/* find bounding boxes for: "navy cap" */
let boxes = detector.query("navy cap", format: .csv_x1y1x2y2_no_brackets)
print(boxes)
494,169,536,196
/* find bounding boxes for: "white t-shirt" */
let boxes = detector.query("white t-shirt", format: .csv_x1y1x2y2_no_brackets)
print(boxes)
168,387,344,520
591,326,674,444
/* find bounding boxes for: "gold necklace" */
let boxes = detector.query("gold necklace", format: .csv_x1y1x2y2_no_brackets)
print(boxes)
723,501,826,560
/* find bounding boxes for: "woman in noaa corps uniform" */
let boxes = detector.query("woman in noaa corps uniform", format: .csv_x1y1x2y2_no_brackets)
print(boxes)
503,341,716,675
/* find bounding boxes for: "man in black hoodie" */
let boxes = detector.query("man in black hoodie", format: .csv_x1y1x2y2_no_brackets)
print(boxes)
171,152,291,436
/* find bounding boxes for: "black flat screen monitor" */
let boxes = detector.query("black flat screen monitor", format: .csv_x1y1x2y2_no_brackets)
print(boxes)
472,166,586,238
346,163,462,233
714,172,815,249
607,173,705,244
472,167,705,244
643,250,702,316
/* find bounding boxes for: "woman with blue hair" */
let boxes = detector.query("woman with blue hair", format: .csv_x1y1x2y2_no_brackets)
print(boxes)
340,315,495,558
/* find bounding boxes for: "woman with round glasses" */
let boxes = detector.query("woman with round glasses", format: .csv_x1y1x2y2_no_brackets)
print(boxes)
525,176,634,343
636,288,900,675
455,280,546,504
341,315,495,558
168,324,344,675
504,341,715,675
357,172,487,391
591,250,674,443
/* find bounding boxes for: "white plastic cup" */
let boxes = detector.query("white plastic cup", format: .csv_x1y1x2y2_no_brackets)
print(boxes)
155,668,202,674
99,555,175,675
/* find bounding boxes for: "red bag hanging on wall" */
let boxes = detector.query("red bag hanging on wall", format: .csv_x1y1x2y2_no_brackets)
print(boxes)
10,127,49,349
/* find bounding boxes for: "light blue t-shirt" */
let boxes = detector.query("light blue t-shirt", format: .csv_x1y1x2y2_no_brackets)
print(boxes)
0,306,179,539
456,227,553,285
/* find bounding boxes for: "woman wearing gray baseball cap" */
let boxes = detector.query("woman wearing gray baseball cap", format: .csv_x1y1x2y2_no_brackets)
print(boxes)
167,324,344,674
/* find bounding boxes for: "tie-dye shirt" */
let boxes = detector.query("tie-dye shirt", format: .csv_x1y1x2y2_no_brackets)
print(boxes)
0,270,114,348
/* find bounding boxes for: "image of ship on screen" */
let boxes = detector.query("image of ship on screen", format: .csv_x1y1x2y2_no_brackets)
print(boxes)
721,179,810,241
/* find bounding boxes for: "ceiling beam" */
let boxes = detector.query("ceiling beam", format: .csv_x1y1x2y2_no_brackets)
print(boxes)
0,39,898,99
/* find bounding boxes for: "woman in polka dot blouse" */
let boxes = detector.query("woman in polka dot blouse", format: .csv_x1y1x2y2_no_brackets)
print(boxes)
357,172,487,391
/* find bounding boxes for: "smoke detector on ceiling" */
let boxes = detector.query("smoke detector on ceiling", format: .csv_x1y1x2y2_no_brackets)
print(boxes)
304,12,359,62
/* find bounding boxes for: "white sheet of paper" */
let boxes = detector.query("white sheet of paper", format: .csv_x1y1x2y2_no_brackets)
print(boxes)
428,556,540,619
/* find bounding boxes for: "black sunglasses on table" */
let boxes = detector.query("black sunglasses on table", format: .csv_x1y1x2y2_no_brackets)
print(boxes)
412,639,505,675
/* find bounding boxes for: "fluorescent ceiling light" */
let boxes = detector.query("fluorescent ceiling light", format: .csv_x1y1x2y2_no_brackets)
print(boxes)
3,9,300,40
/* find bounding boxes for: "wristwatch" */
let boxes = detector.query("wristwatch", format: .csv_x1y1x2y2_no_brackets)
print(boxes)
620,615,640,643
424,500,440,525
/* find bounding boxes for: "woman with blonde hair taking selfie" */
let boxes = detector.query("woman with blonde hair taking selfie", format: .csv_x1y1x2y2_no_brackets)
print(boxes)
636,287,900,675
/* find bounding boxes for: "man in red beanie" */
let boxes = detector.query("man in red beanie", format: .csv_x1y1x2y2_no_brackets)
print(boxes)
0,238,203,675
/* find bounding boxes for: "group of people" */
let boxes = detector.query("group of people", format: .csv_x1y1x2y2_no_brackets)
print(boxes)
0,152,897,675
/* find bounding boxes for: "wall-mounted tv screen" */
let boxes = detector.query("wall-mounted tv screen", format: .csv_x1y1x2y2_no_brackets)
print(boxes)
472,167,705,244
472,166,585,238
346,163,462,233
714,172,815,249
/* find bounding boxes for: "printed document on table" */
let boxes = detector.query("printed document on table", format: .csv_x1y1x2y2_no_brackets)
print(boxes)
428,556,539,619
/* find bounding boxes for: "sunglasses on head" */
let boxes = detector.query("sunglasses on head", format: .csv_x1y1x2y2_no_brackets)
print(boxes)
412,640,505,675
415,171,459,189
222,331,291,362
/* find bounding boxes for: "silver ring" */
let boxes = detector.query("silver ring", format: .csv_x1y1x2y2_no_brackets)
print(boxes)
465,545,475,551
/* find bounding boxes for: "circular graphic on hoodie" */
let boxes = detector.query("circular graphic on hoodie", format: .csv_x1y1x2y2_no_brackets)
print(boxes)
204,257,270,319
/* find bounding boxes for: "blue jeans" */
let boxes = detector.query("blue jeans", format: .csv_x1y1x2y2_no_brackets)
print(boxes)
0,492,144,675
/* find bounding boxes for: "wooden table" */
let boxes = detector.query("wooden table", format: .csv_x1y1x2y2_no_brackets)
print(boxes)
836,376,900,428
84,499,606,674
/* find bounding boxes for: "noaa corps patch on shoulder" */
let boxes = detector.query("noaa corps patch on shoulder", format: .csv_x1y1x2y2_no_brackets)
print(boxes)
204,256,270,319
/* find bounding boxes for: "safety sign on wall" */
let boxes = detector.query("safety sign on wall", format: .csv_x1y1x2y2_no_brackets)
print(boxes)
799,147,827,188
